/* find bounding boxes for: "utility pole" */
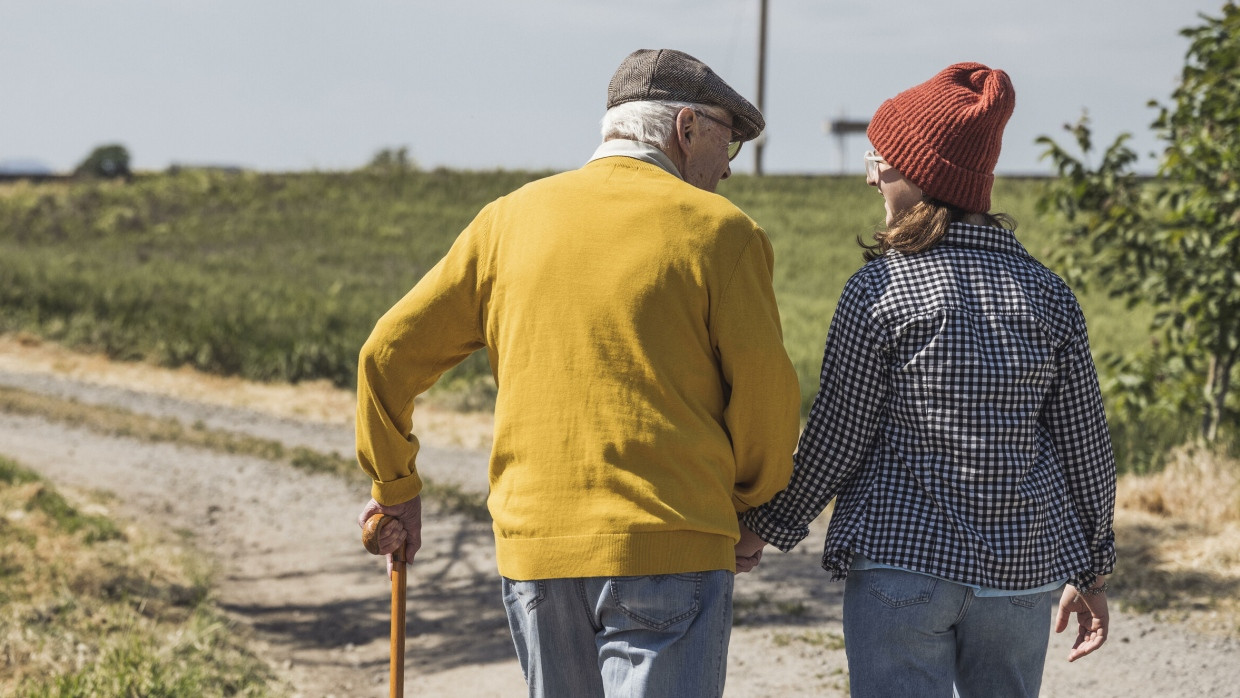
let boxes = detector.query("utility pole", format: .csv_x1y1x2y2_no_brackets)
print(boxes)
754,0,768,176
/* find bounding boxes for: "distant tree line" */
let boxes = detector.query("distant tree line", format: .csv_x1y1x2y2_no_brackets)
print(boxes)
0,143,132,182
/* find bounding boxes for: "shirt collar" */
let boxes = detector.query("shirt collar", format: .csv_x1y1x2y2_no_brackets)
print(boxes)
939,221,1033,260
587,139,682,180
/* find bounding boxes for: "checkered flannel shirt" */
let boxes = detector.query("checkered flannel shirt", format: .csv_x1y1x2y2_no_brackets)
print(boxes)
743,223,1116,589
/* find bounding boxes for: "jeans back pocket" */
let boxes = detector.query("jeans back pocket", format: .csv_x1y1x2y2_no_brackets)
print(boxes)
609,573,703,631
866,569,939,609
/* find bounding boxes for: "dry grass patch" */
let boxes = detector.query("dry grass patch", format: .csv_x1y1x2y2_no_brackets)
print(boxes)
1113,447,1240,635
0,385,306,469
0,457,283,696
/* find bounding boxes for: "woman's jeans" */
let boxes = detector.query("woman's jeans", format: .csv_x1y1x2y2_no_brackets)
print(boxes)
843,566,1057,698
502,571,733,698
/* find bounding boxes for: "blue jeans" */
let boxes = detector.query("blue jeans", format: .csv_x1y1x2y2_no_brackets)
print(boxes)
501,571,733,698
843,567,1057,698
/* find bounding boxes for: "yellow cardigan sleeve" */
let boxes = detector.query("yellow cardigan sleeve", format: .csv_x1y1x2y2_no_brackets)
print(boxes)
713,228,802,512
355,209,491,505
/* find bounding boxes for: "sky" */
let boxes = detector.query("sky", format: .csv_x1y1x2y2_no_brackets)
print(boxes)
0,0,1225,176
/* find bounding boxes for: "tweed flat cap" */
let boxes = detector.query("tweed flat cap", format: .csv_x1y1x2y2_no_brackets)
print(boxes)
607,48,764,142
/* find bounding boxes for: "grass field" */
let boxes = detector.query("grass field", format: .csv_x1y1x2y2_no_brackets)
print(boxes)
0,169,1169,468
0,169,546,390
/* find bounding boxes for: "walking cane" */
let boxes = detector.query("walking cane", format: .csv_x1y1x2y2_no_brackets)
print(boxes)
362,513,407,698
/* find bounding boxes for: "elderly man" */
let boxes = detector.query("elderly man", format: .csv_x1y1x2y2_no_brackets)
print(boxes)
356,48,801,697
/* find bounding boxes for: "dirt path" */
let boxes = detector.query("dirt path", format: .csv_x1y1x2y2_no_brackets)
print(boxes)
1,338,1237,697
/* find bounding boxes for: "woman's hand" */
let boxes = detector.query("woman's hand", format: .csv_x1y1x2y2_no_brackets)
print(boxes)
735,521,767,573
1054,577,1110,661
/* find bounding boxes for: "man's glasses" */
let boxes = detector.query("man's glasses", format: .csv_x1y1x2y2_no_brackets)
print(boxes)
694,110,744,161
864,150,888,181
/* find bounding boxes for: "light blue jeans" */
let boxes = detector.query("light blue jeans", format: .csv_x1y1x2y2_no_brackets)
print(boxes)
843,566,1057,698
501,571,733,698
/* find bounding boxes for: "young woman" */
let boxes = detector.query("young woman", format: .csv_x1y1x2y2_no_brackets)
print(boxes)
739,62,1116,697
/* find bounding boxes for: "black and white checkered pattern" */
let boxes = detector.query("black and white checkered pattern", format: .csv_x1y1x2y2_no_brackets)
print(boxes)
743,223,1116,589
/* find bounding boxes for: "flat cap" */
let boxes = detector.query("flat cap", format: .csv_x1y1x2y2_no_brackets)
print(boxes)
607,48,764,142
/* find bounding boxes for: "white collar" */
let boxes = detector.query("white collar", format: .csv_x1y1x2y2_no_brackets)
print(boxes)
586,139,682,179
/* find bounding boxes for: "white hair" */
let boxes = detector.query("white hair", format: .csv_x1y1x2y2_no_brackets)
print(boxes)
600,100,730,150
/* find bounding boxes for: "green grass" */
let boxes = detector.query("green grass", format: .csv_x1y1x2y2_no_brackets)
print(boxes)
23,485,123,544
771,629,846,650
0,170,1173,469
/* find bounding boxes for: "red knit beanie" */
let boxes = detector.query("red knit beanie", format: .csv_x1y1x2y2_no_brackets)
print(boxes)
866,62,1015,213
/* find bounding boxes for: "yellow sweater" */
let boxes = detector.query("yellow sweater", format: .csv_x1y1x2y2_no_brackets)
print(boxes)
356,156,801,579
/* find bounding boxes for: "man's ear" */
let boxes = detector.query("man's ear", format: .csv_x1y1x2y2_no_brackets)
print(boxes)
674,107,697,153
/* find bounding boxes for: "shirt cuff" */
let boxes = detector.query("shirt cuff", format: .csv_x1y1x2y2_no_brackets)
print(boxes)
740,506,808,553
1070,539,1116,588
371,471,423,506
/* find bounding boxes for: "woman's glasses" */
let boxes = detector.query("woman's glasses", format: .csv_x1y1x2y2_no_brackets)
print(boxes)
864,150,888,181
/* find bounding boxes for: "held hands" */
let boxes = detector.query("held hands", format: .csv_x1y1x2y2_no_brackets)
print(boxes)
358,496,423,579
1054,577,1110,661
735,520,767,574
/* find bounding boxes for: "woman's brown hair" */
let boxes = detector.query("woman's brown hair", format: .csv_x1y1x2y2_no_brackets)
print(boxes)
859,197,1016,262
